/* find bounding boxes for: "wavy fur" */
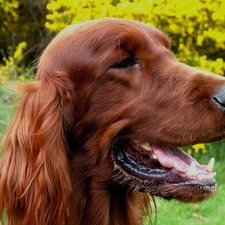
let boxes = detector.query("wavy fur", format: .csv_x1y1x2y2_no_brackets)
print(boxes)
1,18,225,225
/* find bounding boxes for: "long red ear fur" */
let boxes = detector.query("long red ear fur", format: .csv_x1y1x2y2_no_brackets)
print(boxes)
0,72,74,225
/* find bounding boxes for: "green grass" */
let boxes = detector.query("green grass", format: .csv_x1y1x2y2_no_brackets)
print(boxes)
0,85,15,132
0,85,13,138
1,84,225,224
145,162,225,225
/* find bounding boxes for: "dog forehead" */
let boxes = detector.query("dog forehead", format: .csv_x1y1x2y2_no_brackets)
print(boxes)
132,21,171,49
87,19,170,48
37,19,171,78
83,19,149,50
60,19,169,51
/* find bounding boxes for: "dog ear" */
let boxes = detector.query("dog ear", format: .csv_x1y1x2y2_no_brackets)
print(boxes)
0,71,74,225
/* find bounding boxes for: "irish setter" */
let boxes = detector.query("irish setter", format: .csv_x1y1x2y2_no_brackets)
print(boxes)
1,18,225,225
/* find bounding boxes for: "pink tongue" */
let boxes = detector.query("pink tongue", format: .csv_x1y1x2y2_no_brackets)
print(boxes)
152,145,198,173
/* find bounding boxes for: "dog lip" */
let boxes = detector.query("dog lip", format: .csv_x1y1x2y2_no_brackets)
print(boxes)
112,139,216,185
112,152,217,195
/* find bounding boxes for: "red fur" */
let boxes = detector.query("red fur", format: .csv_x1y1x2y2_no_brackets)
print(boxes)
1,18,225,225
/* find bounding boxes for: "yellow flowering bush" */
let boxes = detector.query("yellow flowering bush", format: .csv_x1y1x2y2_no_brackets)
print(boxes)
46,0,225,75
0,0,19,51
0,0,25,83
0,0,48,82
0,42,31,83
0,0,19,25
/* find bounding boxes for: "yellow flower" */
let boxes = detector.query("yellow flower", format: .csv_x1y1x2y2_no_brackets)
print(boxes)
187,148,192,155
13,42,27,61
192,144,205,154
197,35,204,46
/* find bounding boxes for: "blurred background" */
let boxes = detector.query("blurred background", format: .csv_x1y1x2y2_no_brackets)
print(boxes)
1,0,225,224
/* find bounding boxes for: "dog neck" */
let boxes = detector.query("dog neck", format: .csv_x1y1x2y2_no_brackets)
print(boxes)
68,152,150,225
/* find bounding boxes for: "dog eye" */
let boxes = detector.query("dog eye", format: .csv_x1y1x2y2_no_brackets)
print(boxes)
112,57,137,69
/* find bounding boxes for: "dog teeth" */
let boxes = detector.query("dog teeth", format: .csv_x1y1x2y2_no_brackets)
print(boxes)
187,160,216,181
197,172,216,181
141,142,152,151
206,157,215,172
187,162,198,177
206,172,216,180
197,174,206,180
153,154,158,159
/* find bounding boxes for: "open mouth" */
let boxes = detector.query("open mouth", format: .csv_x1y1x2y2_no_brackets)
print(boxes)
112,139,216,200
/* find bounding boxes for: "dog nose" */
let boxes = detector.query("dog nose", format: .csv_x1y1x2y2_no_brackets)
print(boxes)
212,85,225,111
